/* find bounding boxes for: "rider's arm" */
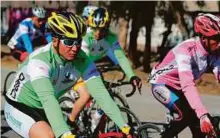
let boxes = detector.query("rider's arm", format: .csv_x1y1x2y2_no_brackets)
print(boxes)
108,39,135,80
17,23,34,53
79,57,126,129
20,33,33,53
27,60,70,138
210,56,220,83
175,47,208,118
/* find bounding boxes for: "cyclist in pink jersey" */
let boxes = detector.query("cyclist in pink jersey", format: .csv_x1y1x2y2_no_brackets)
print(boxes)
149,13,220,138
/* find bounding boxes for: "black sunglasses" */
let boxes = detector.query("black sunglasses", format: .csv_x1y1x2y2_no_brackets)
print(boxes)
91,27,108,32
60,39,82,47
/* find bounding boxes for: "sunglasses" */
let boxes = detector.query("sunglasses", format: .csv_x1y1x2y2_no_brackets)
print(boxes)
37,18,46,22
60,39,82,47
91,27,108,32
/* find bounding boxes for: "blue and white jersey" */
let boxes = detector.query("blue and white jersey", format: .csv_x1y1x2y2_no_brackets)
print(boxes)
7,18,52,53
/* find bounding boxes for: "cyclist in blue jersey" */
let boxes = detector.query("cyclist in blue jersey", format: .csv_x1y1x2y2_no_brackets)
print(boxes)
7,6,52,62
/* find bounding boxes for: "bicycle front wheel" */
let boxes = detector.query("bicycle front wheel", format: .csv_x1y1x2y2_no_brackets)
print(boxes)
137,123,161,138
3,71,16,96
211,114,220,137
112,93,130,108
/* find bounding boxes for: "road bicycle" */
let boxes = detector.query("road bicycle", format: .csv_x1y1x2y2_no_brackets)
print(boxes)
137,111,220,138
59,95,141,138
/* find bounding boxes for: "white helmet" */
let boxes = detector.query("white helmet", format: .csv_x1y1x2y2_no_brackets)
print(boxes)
32,6,46,18
82,5,98,19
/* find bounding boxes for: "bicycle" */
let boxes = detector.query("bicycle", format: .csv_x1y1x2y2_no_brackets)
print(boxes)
137,111,220,138
59,95,141,138
97,64,141,108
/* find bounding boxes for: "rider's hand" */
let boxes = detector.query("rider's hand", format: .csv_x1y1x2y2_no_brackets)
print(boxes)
130,76,142,93
200,114,216,137
61,131,76,138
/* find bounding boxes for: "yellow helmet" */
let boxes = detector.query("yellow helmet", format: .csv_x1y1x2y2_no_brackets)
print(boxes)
48,12,87,39
88,7,110,28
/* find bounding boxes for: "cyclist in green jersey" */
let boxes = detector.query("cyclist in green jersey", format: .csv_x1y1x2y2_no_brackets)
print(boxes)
4,11,132,138
81,7,142,95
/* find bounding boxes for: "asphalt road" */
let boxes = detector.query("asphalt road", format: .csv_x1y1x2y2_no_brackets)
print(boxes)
1,68,220,138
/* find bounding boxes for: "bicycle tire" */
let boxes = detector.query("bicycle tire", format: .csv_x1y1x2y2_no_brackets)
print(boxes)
211,114,220,137
112,92,130,109
137,123,162,138
3,71,16,96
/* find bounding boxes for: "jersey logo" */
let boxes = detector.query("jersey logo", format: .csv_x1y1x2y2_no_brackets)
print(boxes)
62,72,75,84
90,39,108,56
10,73,25,99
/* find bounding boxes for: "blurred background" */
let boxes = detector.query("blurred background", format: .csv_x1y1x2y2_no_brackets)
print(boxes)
1,1,220,72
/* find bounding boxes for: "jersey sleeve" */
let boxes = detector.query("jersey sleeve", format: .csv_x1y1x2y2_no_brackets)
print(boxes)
17,24,33,53
174,47,208,118
110,40,135,80
20,34,33,53
27,59,70,137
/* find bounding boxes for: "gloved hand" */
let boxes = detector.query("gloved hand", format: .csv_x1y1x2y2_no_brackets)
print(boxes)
61,131,76,138
121,125,133,138
130,76,142,94
200,114,216,137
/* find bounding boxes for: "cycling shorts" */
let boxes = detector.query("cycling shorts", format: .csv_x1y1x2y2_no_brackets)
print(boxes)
4,97,49,138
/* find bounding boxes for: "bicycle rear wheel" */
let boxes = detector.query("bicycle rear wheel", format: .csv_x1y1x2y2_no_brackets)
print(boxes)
137,123,161,138
3,71,16,96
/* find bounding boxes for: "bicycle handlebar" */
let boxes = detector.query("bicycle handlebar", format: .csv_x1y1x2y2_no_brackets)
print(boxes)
96,65,126,82
104,81,136,98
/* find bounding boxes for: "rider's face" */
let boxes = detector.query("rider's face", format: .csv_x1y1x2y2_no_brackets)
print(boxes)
33,17,45,28
92,27,108,40
53,37,82,61
208,39,220,54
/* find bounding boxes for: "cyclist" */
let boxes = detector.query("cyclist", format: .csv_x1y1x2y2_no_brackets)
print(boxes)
81,7,142,92
4,11,132,138
149,13,219,138
7,6,52,62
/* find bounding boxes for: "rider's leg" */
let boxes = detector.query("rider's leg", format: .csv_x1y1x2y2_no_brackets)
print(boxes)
29,121,54,138
163,85,205,138
69,81,91,122
188,113,206,138
152,84,204,138
4,97,53,138
152,84,187,137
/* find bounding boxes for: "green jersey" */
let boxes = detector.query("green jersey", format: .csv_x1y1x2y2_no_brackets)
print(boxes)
82,30,135,79
6,42,126,137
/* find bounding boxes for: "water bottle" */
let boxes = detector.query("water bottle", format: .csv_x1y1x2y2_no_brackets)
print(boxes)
91,109,104,132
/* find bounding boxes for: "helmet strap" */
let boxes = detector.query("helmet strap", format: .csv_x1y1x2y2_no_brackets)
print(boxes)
201,36,212,54
55,37,61,57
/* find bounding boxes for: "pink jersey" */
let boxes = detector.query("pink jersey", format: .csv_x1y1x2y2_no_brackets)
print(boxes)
149,37,220,118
